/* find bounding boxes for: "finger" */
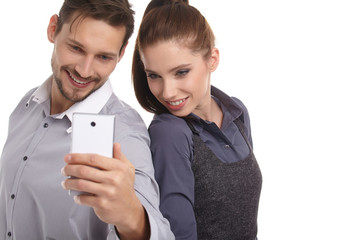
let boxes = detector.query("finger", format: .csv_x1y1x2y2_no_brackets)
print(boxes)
62,177,114,197
64,153,120,171
73,194,96,207
73,194,111,212
113,142,122,160
62,164,103,181
113,143,131,167
113,143,135,172
62,163,131,189
62,164,133,192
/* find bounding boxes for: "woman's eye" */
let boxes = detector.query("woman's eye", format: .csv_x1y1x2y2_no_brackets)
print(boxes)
176,69,189,77
147,73,159,79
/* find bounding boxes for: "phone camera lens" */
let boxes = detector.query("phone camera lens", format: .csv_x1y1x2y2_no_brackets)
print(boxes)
91,121,96,127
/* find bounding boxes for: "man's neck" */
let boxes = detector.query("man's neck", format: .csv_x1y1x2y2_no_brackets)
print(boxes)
50,81,74,115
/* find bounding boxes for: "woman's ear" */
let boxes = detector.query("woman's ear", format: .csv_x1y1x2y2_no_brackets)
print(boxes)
47,14,59,43
208,48,220,72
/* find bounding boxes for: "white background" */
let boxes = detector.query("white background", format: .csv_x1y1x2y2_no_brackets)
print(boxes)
1,1,359,239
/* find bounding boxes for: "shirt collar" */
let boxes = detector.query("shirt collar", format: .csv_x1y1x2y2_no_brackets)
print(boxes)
27,76,52,106
188,85,243,129
59,80,113,123
27,76,114,133
210,86,243,121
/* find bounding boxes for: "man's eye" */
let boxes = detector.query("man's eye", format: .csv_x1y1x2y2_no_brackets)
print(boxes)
71,46,81,52
99,55,111,61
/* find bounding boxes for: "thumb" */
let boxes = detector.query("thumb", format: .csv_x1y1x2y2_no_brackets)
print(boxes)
113,142,122,160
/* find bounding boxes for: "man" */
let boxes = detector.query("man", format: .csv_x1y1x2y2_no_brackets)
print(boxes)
0,0,174,239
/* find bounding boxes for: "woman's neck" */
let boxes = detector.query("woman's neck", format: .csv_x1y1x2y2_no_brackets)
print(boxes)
194,97,223,128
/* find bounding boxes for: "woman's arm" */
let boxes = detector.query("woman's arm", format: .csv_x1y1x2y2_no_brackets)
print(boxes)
149,114,198,240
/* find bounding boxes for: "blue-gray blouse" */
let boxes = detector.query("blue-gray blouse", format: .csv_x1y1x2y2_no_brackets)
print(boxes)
148,86,254,239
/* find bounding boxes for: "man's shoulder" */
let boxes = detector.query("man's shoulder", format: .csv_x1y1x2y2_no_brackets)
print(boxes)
102,94,133,115
102,94,148,134
10,87,40,114
20,87,39,103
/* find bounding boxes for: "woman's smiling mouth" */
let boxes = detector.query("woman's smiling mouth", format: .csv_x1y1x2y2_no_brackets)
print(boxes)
165,97,189,111
168,98,187,106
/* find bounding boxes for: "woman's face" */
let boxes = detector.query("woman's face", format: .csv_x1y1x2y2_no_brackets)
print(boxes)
140,40,219,118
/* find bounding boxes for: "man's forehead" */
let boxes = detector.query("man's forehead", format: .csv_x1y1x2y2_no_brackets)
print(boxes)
65,13,93,33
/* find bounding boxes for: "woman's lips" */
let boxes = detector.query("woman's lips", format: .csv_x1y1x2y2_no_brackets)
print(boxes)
165,97,188,110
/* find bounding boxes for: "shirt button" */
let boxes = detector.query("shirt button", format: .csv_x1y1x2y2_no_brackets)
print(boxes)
23,156,28,161
43,123,49,128
11,194,15,199
25,103,29,107
8,232,11,237
225,145,230,149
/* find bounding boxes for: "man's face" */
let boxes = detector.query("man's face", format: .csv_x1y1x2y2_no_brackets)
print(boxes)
47,14,126,113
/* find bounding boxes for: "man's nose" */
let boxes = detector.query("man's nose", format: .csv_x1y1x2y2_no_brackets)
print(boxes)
74,56,95,79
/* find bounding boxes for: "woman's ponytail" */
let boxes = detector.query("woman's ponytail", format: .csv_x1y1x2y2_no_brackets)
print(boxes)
144,0,189,16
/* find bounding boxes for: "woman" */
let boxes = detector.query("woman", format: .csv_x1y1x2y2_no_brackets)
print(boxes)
132,0,262,239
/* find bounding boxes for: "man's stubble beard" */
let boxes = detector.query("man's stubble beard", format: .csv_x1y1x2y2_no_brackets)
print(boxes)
51,57,103,103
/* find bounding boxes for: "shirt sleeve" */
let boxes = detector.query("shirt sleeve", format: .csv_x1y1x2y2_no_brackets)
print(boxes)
111,108,175,240
148,114,198,240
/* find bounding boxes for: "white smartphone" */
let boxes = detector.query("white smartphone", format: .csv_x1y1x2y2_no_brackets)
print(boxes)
69,113,115,196
71,113,115,157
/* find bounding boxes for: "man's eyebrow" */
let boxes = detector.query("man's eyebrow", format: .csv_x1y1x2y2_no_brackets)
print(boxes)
67,39,119,58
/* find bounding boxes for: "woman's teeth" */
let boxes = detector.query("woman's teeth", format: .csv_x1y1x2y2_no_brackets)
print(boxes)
169,99,185,106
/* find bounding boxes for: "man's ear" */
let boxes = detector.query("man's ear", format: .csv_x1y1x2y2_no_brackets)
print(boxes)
47,14,59,43
118,41,129,63
208,48,220,72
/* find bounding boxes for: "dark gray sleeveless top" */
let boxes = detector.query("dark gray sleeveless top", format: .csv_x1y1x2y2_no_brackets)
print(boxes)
187,118,262,240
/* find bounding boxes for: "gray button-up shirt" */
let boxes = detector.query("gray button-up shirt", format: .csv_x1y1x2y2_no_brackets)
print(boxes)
0,77,174,240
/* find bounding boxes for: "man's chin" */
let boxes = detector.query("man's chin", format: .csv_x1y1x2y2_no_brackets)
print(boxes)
59,89,89,103
66,94,90,103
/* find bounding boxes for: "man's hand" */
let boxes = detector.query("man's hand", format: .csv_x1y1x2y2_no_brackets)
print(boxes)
61,143,150,240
